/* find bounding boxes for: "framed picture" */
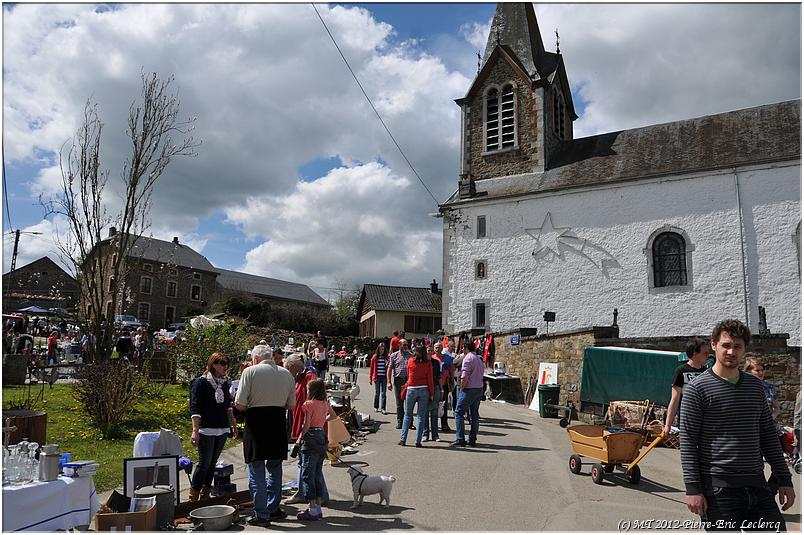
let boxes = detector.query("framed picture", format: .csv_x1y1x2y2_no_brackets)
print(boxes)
123,455,180,504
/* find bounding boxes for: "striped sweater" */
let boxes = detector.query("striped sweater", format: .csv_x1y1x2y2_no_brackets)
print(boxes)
679,368,792,495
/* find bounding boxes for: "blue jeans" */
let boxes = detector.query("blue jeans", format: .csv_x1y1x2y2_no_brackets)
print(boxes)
248,459,282,520
455,388,483,444
701,486,786,532
401,387,429,444
299,449,326,501
295,457,329,500
373,376,387,411
424,387,441,439
191,433,227,490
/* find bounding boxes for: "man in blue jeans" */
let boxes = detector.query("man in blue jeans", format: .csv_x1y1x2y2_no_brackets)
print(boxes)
235,345,296,527
450,341,485,448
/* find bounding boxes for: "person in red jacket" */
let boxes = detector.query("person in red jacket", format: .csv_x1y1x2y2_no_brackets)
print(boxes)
398,345,434,447
369,343,389,414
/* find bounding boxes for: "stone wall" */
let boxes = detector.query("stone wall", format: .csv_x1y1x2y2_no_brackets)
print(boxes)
466,59,543,181
492,327,802,426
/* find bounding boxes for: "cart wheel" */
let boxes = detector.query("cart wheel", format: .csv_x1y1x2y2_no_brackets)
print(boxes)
627,465,641,484
569,454,582,474
603,464,614,473
559,417,569,428
591,463,604,484
794,460,801,475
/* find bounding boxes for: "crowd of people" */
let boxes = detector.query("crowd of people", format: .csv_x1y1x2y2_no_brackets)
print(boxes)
184,319,799,531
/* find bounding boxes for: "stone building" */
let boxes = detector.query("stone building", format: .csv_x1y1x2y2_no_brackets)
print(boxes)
82,230,328,330
2,256,79,311
214,268,331,315
439,3,801,344
357,280,442,339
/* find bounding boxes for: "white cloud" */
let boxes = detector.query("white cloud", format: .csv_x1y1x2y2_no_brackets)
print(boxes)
229,162,441,288
3,3,799,293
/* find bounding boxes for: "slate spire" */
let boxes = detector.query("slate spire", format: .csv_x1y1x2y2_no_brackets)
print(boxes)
482,3,547,78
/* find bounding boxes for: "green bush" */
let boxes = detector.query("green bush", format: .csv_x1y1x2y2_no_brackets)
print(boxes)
168,321,255,381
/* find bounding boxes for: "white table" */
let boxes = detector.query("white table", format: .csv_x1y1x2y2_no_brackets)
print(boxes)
2,475,100,531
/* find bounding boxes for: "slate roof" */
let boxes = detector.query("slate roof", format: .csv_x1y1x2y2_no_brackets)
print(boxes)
445,99,801,204
482,3,549,79
216,268,330,307
362,284,442,314
126,236,219,273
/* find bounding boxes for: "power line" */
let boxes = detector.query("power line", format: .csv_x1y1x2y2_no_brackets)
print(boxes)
311,3,440,206
2,143,13,231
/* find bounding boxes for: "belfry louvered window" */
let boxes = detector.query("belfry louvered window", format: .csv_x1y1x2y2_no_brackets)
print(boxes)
485,88,499,150
652,232,687,287
500,85,515,148
485,84,516,151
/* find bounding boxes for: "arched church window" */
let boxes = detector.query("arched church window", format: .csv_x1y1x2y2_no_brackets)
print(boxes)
485,88,499,150
652,232,688,287
484,84,517,152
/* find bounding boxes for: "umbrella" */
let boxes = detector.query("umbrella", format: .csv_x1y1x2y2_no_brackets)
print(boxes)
17,306,53,315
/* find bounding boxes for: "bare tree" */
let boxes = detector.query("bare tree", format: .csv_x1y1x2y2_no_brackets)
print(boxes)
43,72,198,361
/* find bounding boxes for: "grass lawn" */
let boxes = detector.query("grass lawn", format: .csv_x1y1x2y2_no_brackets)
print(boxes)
2,383,236,492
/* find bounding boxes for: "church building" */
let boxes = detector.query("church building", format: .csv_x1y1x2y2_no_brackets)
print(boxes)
439,3,801,344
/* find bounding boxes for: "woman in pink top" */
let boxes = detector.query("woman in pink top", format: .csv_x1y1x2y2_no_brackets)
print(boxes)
296,379,337,521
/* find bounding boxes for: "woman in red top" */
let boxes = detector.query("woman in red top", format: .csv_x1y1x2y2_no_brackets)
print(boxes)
399,345,434,447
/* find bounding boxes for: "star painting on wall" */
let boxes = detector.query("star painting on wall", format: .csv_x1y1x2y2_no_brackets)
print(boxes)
525,212,622,277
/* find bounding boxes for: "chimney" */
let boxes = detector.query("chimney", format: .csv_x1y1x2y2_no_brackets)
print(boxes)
172,236,179,245
108,226,116,237
430,278,439,294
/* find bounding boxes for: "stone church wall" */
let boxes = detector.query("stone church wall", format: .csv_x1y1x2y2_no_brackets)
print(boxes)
444,161,801,345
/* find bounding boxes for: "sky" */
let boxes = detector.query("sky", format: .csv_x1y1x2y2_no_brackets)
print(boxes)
2,2,801,302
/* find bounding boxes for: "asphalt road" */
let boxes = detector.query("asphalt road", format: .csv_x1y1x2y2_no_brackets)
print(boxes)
131,364,801,532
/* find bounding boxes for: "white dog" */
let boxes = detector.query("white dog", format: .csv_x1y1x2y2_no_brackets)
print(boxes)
347,466,396,508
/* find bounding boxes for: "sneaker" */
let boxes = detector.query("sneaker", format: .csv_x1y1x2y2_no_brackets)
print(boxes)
296,509,320,521
415,443,423,448
382,409,387,415
449,440,467,448
468,441,477,447
246,515,271,527
433,436,441,442
441,426,452,432
409,423,416,430
396,422,402,429
269,508,288,520
284,494,305,505
422,437,430,442
398,440,405,446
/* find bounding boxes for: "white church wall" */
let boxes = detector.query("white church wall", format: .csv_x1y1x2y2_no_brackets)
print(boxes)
444,162,801,344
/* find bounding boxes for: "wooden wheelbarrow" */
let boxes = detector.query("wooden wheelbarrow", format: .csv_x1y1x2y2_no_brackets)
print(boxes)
566,425,664,485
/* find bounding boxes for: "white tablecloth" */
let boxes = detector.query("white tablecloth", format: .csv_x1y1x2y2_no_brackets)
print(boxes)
2,475,99,531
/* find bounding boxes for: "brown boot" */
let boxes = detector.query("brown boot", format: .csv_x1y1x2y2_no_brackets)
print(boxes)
188,487,201,502
200,485,212,501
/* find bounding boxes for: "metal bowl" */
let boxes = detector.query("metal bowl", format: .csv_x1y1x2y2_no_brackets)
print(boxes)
189,505,237,531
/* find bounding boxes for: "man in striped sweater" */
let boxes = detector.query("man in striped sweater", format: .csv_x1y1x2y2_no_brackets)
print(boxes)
680,319,795,531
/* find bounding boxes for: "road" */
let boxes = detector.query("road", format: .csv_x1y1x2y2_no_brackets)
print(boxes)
117,364,801,531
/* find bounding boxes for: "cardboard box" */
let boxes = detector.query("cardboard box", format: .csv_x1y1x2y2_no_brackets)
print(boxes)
95,504,157,532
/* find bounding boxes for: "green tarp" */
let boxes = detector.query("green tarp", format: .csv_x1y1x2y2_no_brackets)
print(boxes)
580,346,685,407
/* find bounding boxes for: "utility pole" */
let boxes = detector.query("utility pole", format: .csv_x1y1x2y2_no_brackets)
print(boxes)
10,229,20,271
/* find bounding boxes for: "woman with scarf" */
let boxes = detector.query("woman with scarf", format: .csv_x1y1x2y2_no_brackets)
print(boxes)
189,352,238,501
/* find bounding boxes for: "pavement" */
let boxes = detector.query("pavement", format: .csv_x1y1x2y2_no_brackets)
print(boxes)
97,365,802,531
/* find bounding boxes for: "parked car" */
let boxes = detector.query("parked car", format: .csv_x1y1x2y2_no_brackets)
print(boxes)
114,314,146,329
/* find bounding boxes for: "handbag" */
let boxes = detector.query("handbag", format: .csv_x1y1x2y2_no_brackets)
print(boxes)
400,384,408,400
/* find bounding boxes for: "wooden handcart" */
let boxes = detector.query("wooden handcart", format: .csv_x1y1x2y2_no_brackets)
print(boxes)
566,425,663,485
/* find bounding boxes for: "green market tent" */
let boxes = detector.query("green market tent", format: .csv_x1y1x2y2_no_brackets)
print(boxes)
580,346,685,407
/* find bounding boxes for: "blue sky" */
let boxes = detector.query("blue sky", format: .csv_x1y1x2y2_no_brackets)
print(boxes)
2,3,800,300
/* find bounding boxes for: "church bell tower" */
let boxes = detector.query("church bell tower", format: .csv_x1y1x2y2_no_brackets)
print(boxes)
456,3,577,199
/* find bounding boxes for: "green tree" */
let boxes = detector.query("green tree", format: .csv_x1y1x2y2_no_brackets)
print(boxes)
168,322,255,381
